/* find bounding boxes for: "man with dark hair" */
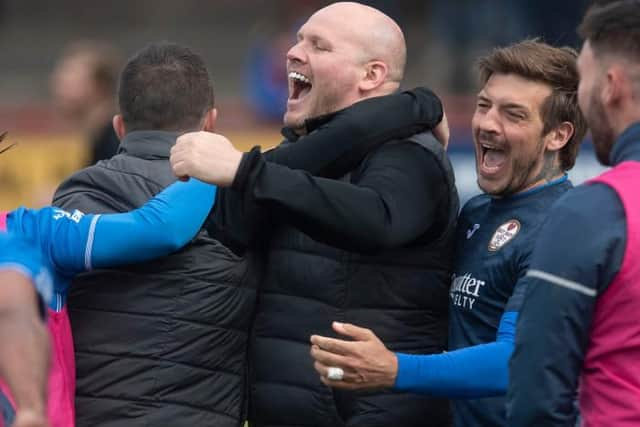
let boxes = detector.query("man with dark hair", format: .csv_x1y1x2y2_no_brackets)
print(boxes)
116,43,215,131
508,2,640,425
306,39,587,427
170,3,458,426
53,43,225,426
54,39,450,427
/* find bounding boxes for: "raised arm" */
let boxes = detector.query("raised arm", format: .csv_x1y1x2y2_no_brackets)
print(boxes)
173,88,446,252
174,132,450,253
263,87,445,177
20,178,216,274
90,178,216,269
233,139,448,252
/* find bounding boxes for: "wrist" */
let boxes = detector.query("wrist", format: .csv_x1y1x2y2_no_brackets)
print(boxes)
385,352,399,388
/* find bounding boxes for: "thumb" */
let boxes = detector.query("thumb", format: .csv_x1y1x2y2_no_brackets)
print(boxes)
333,321,373,341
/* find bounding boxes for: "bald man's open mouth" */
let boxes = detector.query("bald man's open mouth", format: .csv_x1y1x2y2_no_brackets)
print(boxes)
288,71,312,103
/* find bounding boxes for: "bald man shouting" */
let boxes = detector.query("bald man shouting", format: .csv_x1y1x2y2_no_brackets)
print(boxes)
170,3,456,426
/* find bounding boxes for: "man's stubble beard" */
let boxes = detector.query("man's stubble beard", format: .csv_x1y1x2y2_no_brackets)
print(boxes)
587,91,616,166
284,90,351,132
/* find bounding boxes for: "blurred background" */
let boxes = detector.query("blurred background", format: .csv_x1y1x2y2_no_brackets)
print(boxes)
0,0,603,209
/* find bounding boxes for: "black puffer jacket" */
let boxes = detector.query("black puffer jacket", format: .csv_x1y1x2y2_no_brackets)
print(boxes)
54,131,258,427
235,131,458,427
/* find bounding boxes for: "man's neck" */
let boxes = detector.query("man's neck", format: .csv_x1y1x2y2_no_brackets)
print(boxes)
611,105,640,139
518,172,566,195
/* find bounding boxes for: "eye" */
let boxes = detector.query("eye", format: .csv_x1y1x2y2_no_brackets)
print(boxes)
476,101,490,111
506,111,525,121
312,40,329,51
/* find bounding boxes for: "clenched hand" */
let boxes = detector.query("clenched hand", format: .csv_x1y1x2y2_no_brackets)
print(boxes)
170,131,243,187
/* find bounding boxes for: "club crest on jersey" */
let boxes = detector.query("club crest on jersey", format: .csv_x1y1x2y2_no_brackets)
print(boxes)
488,219,520,251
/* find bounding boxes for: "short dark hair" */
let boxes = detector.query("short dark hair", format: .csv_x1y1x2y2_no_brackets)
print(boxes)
118,42,215,132
578,0,640,61
477,39,588,171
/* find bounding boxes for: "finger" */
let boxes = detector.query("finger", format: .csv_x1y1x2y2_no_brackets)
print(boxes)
169,145,180,158
434,112,450,149
332,322,374,341
313,359,328,376
172,161,190,180
169,153,179,168
169,148,188,165
310,335,354,356
320,375,365,390
310,345,351,367
314,361,363,383
173,134,190,147
176,132,197,145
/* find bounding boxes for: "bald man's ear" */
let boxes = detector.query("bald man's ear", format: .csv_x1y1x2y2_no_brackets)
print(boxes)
359,61,389,92
202,108,218,132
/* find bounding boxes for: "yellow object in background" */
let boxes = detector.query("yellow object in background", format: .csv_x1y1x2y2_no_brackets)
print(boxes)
0,133,86,209
0,129,281,210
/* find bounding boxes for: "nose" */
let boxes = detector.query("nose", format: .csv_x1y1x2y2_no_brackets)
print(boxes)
473,106,501,136
286,41,306,67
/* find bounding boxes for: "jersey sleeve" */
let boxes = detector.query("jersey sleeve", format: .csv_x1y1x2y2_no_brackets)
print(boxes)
89,178,216,269
27,207,97,276
394,310,516,398
21,178,215,276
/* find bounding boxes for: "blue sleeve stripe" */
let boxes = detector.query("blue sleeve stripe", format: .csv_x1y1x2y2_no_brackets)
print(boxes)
527,269,596,297
84,214,101,271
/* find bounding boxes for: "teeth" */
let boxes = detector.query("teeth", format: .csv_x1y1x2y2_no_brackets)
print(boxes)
288,71,311,85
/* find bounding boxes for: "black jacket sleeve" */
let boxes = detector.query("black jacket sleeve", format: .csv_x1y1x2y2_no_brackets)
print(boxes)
208,88,445,253
231,139,447,252
263,87,443,177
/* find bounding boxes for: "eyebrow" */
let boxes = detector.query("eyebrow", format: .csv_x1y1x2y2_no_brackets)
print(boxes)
502,103,529,112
